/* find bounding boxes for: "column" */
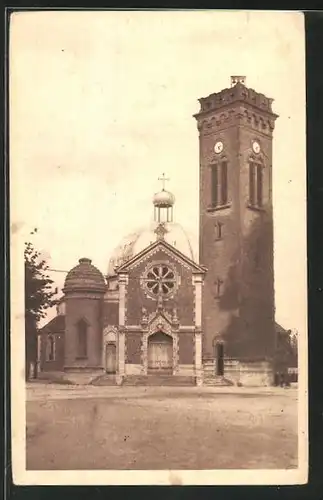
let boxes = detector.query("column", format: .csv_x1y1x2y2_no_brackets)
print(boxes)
118,273,127,326
117,273,128,382
193,273,203,385
142,333,148,375
195,331,203,385
118,331,125,378
193,274,203,329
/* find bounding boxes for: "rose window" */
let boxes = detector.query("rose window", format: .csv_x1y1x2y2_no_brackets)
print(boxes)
143,264,177,297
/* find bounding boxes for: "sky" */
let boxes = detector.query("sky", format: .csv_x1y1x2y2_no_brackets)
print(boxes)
10,10,306,332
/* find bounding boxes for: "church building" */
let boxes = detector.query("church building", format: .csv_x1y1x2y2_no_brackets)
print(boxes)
38,76,278,386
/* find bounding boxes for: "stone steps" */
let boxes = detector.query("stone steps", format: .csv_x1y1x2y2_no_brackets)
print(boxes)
203,376,233,387
63,372,104,385
122,375,196,387
91,375,117,386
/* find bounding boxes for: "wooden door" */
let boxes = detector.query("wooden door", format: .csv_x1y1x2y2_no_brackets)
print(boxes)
148,333,172,370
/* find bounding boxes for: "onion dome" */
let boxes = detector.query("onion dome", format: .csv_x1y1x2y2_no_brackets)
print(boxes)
153,189,175,208
64,257,106,294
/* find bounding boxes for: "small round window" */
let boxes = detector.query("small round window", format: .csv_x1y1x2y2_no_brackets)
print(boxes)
143,264,177,298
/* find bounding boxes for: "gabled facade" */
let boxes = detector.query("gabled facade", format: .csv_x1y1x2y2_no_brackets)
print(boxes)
113,238,205,383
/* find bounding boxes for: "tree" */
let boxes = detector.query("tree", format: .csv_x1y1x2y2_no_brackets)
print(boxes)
274,328,298,375
24,231,58,380
288,329,298,366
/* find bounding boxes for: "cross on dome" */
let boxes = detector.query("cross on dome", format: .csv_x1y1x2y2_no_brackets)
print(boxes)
153,175,175,210
154,222,168,240
158,173,170,191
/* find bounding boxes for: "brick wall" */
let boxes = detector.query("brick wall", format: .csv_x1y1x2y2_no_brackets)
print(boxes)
126,332,142,364
197,96,276,361
199,124,241,357
126,249,195,327
103,300,119,328
178,333,195,364
64,296,104,369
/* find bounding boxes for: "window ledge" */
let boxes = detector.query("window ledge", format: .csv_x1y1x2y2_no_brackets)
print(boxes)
247,204,265,212
207,203,231,213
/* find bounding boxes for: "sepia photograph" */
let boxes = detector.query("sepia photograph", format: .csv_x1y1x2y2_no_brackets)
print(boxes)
10,10,307,485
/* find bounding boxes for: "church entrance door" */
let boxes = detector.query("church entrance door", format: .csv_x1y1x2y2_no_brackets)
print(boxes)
148,331,173,373
105,343,116,374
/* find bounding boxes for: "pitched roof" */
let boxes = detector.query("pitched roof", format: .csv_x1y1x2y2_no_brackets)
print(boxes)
39,315,65,334
116,238,206,274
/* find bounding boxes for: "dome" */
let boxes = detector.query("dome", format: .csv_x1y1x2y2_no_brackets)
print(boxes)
153,189,175,207
64,257,106,293
107,222,196,276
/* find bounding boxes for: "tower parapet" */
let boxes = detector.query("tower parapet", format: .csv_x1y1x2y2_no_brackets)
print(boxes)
194,78,278,139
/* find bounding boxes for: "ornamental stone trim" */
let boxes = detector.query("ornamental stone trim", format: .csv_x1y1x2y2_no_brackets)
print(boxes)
140,314,179,375
103,326,118,342
64,292,105,300
126,244,194,272
196,108,276,137
194,84,276,116
140,260,180,302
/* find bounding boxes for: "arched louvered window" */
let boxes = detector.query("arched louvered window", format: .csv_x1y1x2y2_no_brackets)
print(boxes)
211,161,228,208
249,160,263,208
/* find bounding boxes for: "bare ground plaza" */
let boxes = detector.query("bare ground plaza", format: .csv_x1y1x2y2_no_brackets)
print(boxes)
26,383,298,470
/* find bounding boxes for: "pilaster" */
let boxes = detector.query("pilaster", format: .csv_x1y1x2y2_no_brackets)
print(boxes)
118,273,128,327
193,273,204,385
117,273,128,382
192,273,203,328
194,330,203,385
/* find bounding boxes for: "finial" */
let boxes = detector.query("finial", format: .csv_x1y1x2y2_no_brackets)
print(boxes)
154,222,168,241
231,75,246,87
79,257,92,264
158,173,170,191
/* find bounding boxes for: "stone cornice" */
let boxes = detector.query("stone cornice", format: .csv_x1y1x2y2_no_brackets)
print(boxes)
64,292,104,300
124,325,196,333
196,104,277,138
194,83,278,119
116,239,205,274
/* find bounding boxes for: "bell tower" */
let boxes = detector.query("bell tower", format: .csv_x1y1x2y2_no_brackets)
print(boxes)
194,77,278,380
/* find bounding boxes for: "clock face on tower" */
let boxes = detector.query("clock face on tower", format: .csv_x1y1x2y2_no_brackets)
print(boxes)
214,141,224,154
252,140,261,154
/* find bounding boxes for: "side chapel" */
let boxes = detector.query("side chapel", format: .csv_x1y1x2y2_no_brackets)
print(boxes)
39,76,278,386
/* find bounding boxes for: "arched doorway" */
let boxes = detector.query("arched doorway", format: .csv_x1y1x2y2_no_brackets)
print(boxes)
105,343,117,374
148,331,173,373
